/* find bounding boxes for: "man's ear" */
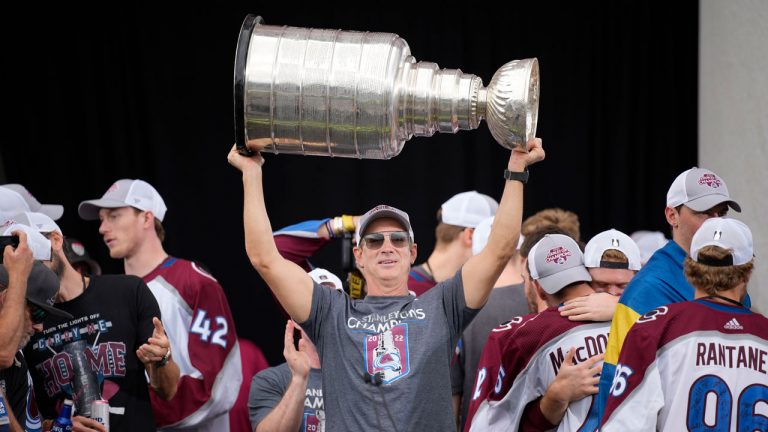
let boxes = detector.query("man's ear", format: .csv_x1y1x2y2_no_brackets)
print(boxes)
664,206,679,228
461,228,474,247
410,242,418,265
353,246,363,268
143,211,156,229
534,280,548,302
48,231,65,252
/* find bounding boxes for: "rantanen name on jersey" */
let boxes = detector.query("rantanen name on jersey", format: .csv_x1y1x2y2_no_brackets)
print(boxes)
696,342,767,374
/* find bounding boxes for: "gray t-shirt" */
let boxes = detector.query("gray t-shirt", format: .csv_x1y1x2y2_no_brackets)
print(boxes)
248,363,324,432
450,283,528,428
301,270,477,430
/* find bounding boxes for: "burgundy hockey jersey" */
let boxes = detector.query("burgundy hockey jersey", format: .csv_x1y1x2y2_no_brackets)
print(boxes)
144,257,242,431
601,299,768,431
465,306,609,431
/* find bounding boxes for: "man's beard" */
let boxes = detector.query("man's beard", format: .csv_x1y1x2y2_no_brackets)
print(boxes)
18,332,32,351
51,253,66,278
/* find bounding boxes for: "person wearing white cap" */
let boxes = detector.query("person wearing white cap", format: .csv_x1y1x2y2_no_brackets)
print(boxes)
466,234,607,431
78,178,242,432
0,184,64,221
409,191,499,296
596,167,750,425
601,218,766,431
12,211,179,432
451,216,529,428
248,268,338,432
629,230,668,266
558,229,642,323
0,219,53,263
228,136,544,430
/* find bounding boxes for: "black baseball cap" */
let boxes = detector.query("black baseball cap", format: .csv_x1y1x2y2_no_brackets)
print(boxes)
0,261,73,319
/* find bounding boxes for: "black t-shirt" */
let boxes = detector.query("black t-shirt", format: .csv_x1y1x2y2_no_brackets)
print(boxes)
0,352,39,429
23,275,160,432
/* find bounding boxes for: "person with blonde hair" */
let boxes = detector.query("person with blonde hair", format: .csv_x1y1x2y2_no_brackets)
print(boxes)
601,218,766,431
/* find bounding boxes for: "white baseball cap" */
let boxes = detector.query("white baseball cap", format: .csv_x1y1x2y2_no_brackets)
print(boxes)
666,167,741,212
441,191,498,228
584,229,641,271
630,230,668,264
3,212,62,235
690,218,753,266
527,234,591,294
0,184,64,220
308,268,344,291
78,179,167,222
471,216,524,256
0,221,52,261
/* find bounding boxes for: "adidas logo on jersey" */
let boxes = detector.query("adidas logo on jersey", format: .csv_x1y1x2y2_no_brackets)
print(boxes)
723,318,743,330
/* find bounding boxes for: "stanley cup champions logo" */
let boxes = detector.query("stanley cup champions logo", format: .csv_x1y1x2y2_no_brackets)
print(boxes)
365,324,410,384
698,173,722,188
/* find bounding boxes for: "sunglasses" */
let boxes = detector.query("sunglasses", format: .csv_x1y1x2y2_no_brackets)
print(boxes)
29,303,48,325
361,231,410,250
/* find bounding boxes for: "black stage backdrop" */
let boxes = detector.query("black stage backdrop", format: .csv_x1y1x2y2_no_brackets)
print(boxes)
3,3,698,363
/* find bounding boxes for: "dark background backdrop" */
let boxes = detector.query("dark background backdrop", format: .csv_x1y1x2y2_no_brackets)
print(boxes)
2,2,698,363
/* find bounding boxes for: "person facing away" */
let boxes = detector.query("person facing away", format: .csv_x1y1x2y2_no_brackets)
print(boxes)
595,167,750,426
227,138,545,430
409,191,499,296
451,215,528,428
601,218,767,431
78,179,242,431
465,234,607,431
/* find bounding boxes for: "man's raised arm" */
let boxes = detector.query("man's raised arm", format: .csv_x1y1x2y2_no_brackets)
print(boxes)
228,146,314,322
462,138,545,309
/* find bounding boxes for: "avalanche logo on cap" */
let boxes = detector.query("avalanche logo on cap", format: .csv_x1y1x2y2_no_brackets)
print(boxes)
71,242,86,256
698,173,722,188
546,246,572,265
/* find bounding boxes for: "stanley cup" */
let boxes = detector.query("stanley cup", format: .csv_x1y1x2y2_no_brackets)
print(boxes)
234,15,539,159
63,340,101,417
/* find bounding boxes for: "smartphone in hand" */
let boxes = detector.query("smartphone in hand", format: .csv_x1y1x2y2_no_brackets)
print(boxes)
0,235,19,263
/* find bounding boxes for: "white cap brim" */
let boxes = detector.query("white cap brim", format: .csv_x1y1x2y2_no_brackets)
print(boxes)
39,204,64,220
78,198,133,220
537,265,592,294
685,194,741,213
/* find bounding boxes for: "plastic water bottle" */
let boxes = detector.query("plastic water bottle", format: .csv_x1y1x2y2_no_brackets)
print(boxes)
51,399,73,432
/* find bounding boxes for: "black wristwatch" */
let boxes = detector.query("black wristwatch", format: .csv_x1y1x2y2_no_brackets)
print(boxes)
503,169,529,184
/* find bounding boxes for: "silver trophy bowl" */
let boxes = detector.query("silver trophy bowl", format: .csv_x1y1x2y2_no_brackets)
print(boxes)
234,15,539,159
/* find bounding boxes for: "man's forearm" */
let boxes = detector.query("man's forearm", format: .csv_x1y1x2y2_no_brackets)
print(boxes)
538,392,570,425
0,278,27,367
255,375,309,432
148,359,180,400
462,155,527,308
486,156,527,260
242,168,282,269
